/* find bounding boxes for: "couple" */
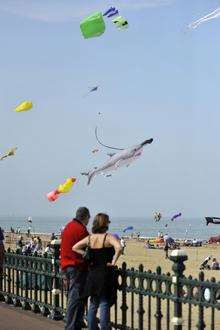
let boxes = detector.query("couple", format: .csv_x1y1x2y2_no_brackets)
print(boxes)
60,207,122,330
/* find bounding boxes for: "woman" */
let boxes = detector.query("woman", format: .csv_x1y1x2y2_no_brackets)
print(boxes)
73,213,122,330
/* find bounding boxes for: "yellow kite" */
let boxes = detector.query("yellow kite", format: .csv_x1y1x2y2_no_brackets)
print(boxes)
57,178,76,193
15,101,33,112
0,147,17,161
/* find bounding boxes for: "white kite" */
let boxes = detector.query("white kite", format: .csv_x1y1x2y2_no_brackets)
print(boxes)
188,7,220,30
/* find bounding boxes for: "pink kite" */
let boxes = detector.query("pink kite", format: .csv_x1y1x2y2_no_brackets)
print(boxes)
47,189,60,202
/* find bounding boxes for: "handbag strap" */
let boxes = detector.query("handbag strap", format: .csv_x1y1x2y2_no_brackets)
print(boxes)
88,235,91,247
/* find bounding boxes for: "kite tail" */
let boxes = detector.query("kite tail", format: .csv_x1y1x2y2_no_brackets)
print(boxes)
103,7,116,16
81,170,97,185
107,10,119,18
87,170,97,185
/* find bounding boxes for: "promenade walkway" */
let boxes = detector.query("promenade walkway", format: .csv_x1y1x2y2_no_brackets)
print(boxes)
0,302,63,330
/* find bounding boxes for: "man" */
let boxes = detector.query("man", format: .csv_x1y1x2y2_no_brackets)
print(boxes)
164,234,173,259
61,207,90,330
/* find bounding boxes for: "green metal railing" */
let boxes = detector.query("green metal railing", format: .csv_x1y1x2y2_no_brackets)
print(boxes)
1,245,220,329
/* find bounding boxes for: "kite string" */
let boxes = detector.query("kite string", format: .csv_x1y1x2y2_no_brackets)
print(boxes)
95,127,124,151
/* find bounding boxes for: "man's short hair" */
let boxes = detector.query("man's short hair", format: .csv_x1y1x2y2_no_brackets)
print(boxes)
76,207,90,221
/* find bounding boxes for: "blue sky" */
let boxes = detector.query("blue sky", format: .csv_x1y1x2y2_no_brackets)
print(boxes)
0,0,220,219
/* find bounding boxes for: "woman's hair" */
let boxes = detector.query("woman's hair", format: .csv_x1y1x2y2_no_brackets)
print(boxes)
92,213,110,234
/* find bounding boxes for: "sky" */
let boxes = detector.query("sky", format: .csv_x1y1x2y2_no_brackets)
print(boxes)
0,0,220,219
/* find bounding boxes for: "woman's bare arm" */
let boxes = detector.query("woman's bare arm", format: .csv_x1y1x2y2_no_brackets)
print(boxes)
107,234,123,266
72,236,89,256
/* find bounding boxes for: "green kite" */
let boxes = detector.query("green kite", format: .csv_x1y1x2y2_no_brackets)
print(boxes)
80,12,106,39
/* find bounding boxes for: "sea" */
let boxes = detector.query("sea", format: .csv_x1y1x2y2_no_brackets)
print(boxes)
0,215,219,240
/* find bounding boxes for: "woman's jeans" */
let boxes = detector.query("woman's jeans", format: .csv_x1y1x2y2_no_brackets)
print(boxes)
88,296,111,330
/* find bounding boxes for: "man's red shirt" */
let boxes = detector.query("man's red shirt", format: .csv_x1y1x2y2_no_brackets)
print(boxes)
60,219,89,271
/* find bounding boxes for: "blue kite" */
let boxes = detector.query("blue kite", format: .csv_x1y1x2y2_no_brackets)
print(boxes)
123,226,134,233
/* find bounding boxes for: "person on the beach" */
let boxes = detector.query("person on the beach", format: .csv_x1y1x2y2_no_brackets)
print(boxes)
0,227,4,275
200,256,211,270
211,258,219,270
73,213,122,330
17,227,21,234
16,236,23,251
145,239,153,249
164,240,169,259
120,237,126,254
51,232,56,241
44,243,53,255
164,234,170,258
61,207,90,330
36,236,42,251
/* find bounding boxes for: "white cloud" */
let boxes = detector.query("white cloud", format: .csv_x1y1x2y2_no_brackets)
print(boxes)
0,0,174,23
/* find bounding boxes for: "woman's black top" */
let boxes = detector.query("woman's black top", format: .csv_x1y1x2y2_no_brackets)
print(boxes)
84,234,118,305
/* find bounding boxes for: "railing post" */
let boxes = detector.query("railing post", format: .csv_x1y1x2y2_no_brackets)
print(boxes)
121,262,128,329
196,272,206,330
50,239,62,320
137,264,145,330
169,250,188,330
154,266,163,330
5,251,13,304
13,250,21,307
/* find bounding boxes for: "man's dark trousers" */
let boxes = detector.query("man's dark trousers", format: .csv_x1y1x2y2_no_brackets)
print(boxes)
65,266,87,330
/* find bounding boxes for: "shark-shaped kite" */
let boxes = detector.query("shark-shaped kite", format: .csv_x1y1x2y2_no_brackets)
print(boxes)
81,128,153,185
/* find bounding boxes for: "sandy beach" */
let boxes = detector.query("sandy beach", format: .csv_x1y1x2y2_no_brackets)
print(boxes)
120,240,220,278
4,232,220,278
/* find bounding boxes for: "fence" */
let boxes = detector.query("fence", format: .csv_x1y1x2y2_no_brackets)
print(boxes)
0,242,220,329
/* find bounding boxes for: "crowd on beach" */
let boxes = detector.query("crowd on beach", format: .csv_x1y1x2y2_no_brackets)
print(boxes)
15,235,55,256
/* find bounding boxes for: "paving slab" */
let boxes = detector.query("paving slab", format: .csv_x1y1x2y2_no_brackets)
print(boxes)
0,302,64,330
